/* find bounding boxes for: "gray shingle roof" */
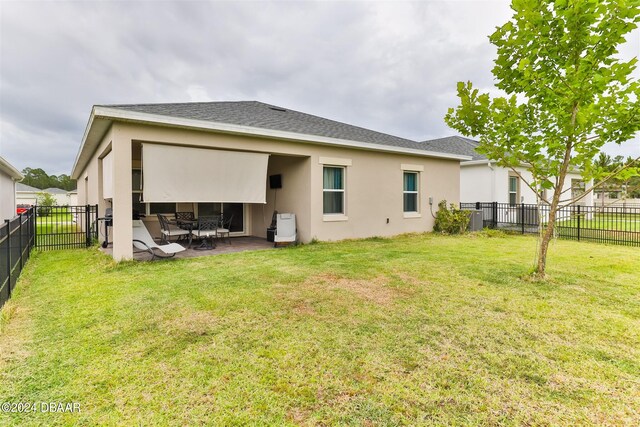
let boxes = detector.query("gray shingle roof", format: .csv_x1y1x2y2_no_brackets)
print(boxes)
43,187,68,194
100,101,435,152
420,136,486,161
16,183,40,192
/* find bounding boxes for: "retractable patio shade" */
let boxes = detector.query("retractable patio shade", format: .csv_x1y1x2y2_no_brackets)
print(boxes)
102,151,113,200
142,143,269,203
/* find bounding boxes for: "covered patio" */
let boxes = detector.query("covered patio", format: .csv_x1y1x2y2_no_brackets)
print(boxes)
100,236,275,261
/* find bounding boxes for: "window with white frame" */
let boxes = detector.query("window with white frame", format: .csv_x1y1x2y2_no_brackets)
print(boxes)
323,166,345,214
403,171,419,212
508,175,519,205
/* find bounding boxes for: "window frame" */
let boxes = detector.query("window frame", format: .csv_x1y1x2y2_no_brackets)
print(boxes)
403,171,420,215
322,165,346,218
508,174,520,205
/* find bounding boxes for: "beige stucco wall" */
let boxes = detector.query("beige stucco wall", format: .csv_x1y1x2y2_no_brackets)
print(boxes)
76,121,460,260
252,155,312,241
0,170,16,221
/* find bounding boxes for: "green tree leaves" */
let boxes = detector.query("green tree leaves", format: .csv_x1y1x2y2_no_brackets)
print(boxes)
445,0,640,276
21,168,76,191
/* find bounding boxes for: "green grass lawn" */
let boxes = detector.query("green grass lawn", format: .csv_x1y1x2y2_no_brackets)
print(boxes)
556,213,640,231
1,233,639,425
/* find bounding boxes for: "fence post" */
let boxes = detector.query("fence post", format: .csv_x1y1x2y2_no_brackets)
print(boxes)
18,213,23,269
33,205,37,249
93,205,98,241
5,219,11,299
492,202,498,229
577,205,581,241
84,204,91,247
521,203,525,234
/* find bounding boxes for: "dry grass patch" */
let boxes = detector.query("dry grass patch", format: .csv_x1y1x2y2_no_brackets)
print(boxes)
161,309,220,336
304,273,411,306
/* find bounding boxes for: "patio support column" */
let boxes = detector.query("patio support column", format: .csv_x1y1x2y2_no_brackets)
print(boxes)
111,124,133,260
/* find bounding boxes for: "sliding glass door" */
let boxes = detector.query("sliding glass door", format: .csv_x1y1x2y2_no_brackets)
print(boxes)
197,203,244,233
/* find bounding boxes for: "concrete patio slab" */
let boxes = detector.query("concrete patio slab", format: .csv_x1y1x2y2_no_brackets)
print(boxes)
101,236,274,261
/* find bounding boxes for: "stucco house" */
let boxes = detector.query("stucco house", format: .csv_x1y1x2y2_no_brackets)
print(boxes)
43,187,78,206
0,156,24,221
71,101,469,260
15,184,78,207
15,183,40,206
421,136,593,207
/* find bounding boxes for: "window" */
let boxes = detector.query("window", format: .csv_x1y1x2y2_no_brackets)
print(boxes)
509,175,519,205
323,166,344,214
132,168,146,214
403,172,419,213
197,203,222,217
571,179,585,199
149,203,176,214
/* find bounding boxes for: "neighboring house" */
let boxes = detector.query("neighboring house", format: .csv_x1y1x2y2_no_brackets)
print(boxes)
43,187,78,205
0,156,24,221
15,182,40,206
16,184,78,206
71,101,470,260
421,136,593,207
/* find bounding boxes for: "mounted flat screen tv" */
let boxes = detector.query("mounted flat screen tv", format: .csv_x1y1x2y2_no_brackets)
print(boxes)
269,174,282,189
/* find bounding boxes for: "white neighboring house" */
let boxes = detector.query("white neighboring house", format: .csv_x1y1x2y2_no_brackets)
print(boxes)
15,183,40,206
0,156,24,221
16,184,78,207
43,187,77,205
422,136,594,207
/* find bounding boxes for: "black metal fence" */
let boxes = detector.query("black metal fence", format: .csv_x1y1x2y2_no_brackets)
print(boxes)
461,202,640,247
35,205,98,250
0,205,98,310
1,208,36,309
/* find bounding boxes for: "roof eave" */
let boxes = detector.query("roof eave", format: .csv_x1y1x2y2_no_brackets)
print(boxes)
0,156,24,181
461,159,493,166
71,107,471,176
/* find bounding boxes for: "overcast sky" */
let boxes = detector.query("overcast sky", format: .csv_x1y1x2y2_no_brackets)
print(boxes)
0,0,638,176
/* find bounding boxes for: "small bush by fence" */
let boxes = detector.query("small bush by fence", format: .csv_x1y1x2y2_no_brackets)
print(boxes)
1,208,36,309
461,202,640,247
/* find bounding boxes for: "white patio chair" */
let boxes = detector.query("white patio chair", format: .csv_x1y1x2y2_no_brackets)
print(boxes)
274,213,296,247
157,214,192,247
216,214,233,245
132,220,186,260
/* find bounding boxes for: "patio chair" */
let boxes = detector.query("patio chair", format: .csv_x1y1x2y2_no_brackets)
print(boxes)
175,211,196,230
217,214,233,245
274,213,297,247
191,216,220,250
132,220,186,260
158,214,192,247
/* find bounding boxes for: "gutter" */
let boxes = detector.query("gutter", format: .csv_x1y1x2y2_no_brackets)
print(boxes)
0,156,24,181
72,107,472,178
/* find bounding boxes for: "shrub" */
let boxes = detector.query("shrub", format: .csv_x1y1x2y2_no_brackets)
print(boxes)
36,192,56,217
433,200,470,234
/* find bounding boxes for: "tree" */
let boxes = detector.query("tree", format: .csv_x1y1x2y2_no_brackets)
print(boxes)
36,192,56,217
445,0,640,278
20,168,77,191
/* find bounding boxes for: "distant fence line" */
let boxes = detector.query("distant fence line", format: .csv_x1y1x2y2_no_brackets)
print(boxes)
1,205,98,309
461,202,640,247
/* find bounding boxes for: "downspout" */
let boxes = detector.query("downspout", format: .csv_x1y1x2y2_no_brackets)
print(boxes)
487,161,495,202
